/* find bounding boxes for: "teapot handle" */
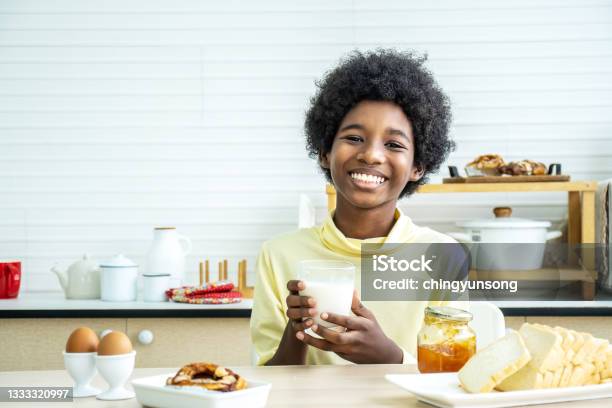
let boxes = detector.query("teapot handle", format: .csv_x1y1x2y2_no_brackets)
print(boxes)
178,234,192,256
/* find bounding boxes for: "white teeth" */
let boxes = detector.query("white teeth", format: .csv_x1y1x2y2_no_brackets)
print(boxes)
350,172,386,184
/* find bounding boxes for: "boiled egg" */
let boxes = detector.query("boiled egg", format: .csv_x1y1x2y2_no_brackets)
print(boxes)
97,331,132,355
65,327,99,353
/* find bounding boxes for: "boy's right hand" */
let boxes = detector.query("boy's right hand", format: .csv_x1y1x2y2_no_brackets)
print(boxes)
286,280,317,334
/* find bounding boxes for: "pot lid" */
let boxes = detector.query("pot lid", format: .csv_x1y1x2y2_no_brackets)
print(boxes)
457,217,551,229
100,254,138,268
456,207,551,229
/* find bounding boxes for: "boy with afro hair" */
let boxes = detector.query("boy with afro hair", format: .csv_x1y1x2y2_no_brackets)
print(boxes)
251,49,461,366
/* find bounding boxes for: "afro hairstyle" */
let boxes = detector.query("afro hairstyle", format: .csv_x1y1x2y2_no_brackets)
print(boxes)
304,49,454,198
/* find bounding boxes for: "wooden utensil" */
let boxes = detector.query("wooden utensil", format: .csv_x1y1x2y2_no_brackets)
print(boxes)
199,258,253,298
239,259,254,299
198,260,210,286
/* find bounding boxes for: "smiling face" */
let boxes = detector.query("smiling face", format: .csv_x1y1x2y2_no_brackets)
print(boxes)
321,100,423,209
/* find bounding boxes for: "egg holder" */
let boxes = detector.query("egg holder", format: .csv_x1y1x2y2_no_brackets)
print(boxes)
63,350,136,400
63,351,100,397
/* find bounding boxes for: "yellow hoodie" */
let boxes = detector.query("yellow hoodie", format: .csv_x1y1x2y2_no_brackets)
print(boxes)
250,208,465,365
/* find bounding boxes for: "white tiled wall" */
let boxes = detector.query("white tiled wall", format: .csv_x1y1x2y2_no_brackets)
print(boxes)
1,0,611,292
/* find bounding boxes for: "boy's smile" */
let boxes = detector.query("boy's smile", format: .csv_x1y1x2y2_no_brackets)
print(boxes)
322,100,423,210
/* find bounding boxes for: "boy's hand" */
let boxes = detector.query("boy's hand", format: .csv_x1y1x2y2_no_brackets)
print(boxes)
296,290,403,364
285,280,318,334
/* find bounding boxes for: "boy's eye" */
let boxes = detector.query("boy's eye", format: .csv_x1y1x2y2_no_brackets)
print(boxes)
386,141,405,149
342,135,363,142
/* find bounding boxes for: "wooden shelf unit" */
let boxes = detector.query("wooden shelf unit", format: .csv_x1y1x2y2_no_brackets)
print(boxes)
326,181,598,299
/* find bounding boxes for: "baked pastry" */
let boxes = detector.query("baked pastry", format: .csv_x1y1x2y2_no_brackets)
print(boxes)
166,362,247,392
465,154,505,176
499,160,546,176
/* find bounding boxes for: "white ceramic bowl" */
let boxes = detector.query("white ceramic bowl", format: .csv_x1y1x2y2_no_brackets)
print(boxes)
95,351,136,400
63,351,100,397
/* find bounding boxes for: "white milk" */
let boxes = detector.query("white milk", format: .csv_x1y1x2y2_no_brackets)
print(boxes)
300,280,354,329
297,260,355,338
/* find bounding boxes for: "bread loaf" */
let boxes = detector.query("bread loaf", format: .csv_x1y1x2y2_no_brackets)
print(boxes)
458,322,611,393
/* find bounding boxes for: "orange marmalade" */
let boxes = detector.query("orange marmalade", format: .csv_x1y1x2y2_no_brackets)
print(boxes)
417,306,476,373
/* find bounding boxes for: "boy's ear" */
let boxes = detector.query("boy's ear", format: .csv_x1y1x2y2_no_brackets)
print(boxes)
319,152,330,169
410,164,425,181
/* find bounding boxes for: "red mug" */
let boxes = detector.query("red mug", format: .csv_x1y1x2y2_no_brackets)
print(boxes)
0,260,21,299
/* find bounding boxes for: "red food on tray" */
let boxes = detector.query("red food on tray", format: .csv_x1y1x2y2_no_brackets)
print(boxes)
166,281,242,304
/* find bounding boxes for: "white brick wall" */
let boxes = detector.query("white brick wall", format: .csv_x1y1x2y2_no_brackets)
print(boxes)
1,0,611,292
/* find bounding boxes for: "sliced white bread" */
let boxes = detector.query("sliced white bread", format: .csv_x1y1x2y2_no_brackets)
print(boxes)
496,323,564,391
457,322,612,393
458,330,531,393
520,323,564,372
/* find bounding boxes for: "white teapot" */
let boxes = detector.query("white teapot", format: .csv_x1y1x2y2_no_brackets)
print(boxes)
52,254,101,299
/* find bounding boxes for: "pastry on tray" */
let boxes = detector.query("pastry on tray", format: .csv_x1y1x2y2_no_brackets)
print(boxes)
465,154,505,176
499,160,547,176
166,362,247,392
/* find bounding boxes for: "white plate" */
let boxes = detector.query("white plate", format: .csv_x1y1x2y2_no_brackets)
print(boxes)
132,373,271,408
385,373,612,408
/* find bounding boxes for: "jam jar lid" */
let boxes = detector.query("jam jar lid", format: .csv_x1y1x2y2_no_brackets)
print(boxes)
425,306,472,322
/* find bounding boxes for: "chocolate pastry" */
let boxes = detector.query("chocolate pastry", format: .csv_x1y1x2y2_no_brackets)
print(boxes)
166,362,247,392
499,160,546,176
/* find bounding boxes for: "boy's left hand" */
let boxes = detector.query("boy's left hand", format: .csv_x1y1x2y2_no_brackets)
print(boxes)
296,290,404,364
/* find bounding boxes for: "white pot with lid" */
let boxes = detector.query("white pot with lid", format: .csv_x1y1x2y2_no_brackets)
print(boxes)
100,254,138,302
448,207,562,270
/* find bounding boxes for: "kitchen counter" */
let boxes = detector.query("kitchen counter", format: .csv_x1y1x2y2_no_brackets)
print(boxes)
491,298,612,316
3,291,612,318
1,365,611,408
0,292,252,318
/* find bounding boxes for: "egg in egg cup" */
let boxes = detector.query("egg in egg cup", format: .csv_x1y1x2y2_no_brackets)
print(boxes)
95,331,136,400
63,327,101,397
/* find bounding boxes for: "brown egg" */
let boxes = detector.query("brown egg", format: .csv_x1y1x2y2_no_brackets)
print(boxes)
65,327,99,353
97,331,132,355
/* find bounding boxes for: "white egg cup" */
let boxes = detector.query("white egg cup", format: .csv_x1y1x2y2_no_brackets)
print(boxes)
63,351,101,398
95,351,136,400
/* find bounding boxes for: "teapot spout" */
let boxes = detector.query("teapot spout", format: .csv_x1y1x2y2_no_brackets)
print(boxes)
51,266,68,294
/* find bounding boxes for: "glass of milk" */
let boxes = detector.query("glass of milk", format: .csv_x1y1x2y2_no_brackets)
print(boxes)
298,260,355,339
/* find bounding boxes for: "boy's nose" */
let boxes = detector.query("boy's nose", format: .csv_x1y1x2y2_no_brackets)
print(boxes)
356,142,385,165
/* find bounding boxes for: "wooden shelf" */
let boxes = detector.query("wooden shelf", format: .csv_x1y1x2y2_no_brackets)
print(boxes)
469,267,595,282
469,267,596,300
325,181,597,244
418,181,597,193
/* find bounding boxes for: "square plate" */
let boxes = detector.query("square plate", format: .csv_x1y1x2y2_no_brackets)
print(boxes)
385,373,612,408
132,373,271,408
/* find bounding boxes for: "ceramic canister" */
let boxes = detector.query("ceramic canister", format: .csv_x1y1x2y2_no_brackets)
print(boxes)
100,254,138,302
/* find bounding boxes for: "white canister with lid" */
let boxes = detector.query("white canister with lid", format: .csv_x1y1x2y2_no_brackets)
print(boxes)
100,254,138,302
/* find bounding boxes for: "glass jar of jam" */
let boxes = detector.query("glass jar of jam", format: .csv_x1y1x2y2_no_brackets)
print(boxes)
417,306,476,373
